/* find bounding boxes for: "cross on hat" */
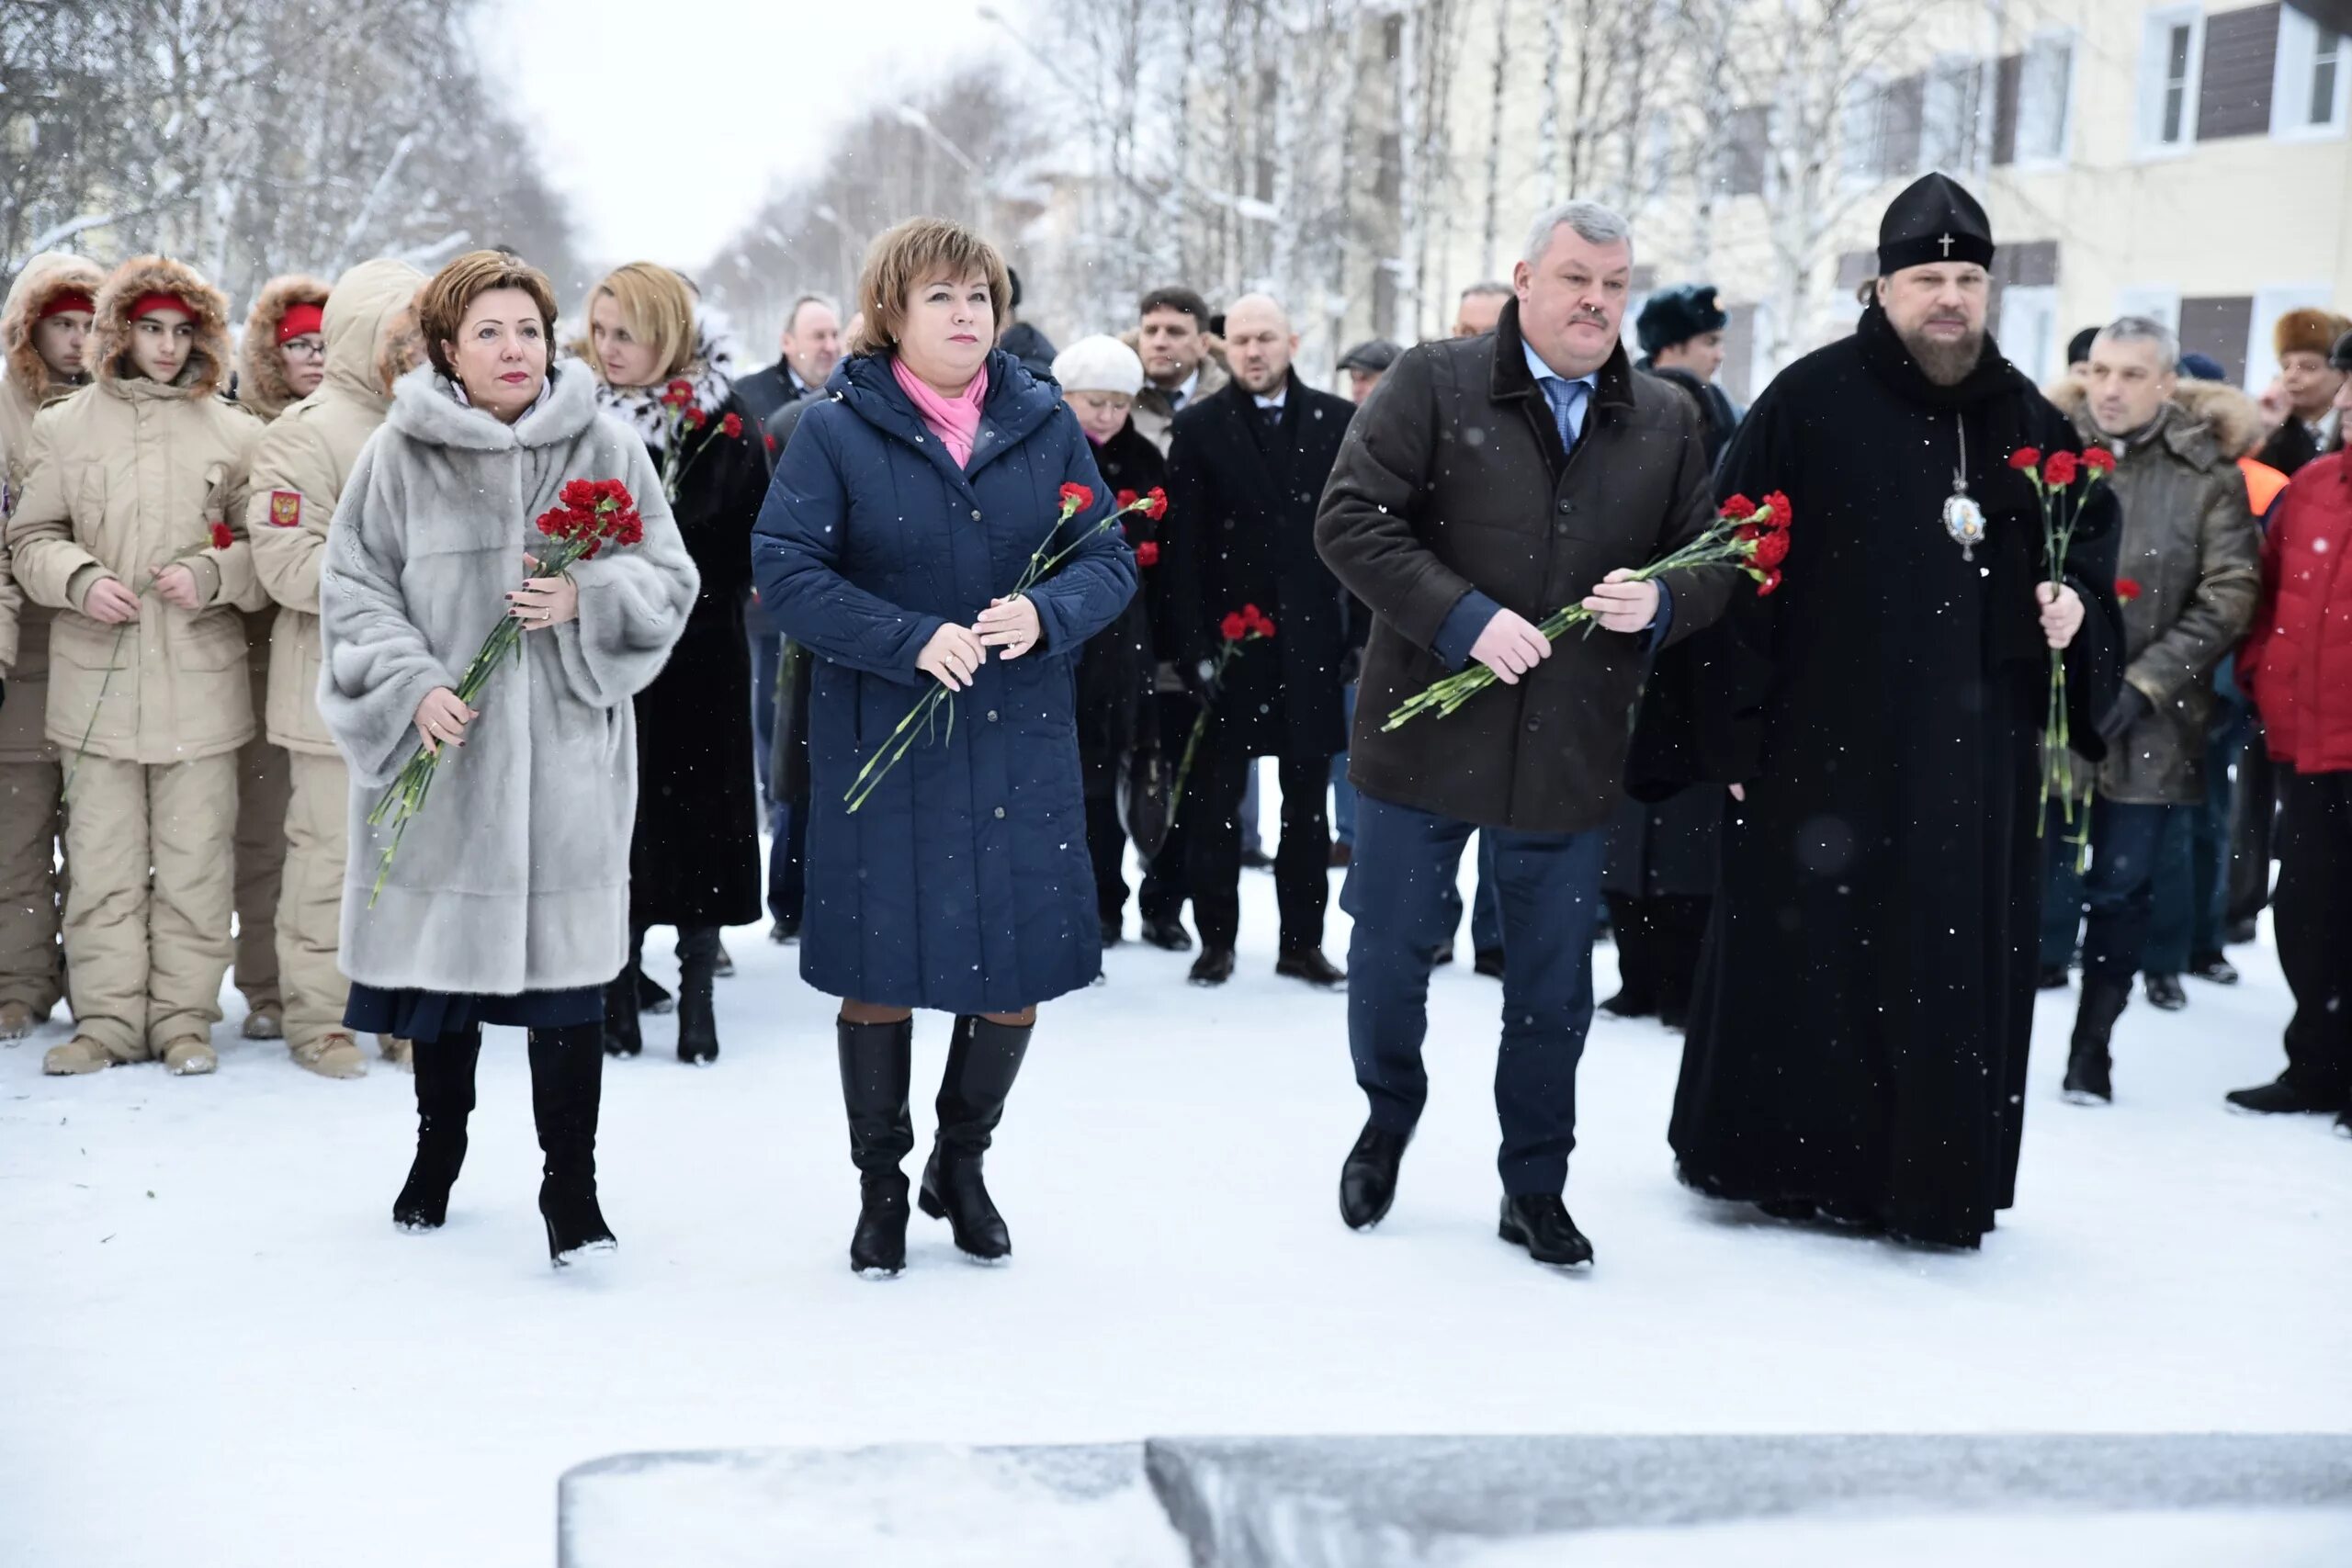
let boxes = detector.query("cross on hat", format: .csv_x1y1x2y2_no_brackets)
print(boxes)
1939,232,1955,257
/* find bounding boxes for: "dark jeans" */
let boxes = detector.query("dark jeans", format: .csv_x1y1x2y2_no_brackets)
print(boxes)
2146,708,2248,971
2081,798,2176,988
1191,746,1331,953
747,596,782,798
1138,691,1198,927
2274,770,2352,1097
2040,795,2088,968
1330,682,1357,848
1605,892,1709,1018
1342,791,1606,1196
766,800,806,926
1439,836,1503,957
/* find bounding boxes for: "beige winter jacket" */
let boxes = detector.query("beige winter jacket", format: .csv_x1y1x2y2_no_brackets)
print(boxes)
4,254,265,764
0,254,104,764
245,260,423,755
233,275,335,722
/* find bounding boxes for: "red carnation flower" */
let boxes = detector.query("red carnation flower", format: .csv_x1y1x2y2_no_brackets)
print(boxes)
209,522,234,551
1756,568,1784,597
2115,576,2143,602
1059,482,1093,513
1258,615,1278,637
1761,491,1793,530
1136,540,1160,567
1143,488,1169,521
662,378,695,408
1115,489,1139,510
2082,446,2117,476
764,433,779,454
1221,611,1250,641
1720,493,1758,520
1751,529,1791,569
720,412,743,438
683,407,707,431
2008,447,2041,472
2042,450,2079,488
560,478,599,510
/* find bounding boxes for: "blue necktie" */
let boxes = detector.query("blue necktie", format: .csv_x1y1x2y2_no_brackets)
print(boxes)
1541,378,1587,453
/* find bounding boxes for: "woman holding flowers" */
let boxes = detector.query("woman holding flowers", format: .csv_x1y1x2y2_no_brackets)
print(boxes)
6,254,262,1080
317,250,697,1266
582,262,766,1066
752,218,1136,1279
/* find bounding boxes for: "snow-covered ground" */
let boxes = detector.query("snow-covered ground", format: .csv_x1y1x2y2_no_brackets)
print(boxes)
3,844,2346,1566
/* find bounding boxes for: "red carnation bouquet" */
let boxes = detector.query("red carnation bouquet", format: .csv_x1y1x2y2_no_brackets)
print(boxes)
1383,491,1792,732
651,378,744,503
2010,444,2116,858
844,483,1166,813
1168,603,1276,819
364,478,646,902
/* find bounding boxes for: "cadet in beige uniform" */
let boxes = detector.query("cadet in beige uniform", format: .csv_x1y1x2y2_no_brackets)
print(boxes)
6,255,264,1077
0,254,101,1041
244,259,424,1077
227,275,330,1042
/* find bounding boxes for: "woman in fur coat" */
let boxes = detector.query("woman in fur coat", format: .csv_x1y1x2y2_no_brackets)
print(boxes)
5,254,264,1078
221,274,331,1046
581,262,765,1066
318,251,697,1265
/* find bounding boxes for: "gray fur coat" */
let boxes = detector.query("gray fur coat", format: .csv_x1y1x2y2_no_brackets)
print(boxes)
319,362,698,995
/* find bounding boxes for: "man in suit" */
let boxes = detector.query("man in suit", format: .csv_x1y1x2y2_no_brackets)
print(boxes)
1164,293,1356,988
1316,202,1735,1267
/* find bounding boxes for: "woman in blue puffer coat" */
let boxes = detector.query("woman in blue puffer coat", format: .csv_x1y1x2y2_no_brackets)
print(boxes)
752,218,1135,1280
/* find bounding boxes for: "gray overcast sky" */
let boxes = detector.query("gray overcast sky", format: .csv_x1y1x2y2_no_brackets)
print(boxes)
478,0,1020,269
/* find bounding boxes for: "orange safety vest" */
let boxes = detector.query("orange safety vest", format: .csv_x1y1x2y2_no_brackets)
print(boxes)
2240,456,2290,518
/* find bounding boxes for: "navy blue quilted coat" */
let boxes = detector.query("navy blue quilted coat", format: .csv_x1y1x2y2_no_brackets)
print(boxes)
751,349,1136,1012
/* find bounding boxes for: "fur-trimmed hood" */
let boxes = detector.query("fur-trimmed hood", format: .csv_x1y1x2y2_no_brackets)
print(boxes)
240,273,333,420
591,310,741,456
2049,375,2265,461
387,358,601,453
92,254,234,400
321,259,424,410
2,253,105,412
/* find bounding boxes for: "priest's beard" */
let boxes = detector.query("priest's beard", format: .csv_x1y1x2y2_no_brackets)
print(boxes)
1900,324,1985,387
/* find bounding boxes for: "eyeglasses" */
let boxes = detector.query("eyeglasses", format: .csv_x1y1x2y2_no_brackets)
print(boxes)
282,336,326,360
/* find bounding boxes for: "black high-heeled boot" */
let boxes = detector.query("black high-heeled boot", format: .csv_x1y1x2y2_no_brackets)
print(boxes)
919,1013,1033,1262
392,1027,481,1231
675,926,720,1066
602,934,643,1057
530,1022,616,1266
837,1016,915,1278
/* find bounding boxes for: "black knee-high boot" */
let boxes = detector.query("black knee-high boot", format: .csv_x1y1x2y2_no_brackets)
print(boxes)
838,1017,915,1277
920,1014,1034,1262
392,1027,481,1231
530,1022,616,1265
676,926,721,1066
603,929,644,1058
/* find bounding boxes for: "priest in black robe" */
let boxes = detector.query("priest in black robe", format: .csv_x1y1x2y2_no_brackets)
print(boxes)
1642,174,2125,1248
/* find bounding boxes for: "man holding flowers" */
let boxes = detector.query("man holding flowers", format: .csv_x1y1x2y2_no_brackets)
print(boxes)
1314,199,1738,1269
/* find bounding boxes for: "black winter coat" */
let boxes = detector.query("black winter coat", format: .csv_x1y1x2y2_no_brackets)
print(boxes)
628,389,766,928
1164,373,1356,757
1316,299,1736,833
1075,421,1168,775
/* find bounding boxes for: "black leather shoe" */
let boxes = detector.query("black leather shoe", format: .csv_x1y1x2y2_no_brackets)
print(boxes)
1141,917,1193,953
2144,973,2188,1011
1276,947,1345,987
768,917,801,945
2036,963,2070,991
1189,947,1236,986
1498,1194,1593,1268
2222,917,2258,946
838,1017,915,1277
675,926,721,1066
1473,948,1505,978
1241,847,1274,871
1339,1123,1409,1230
600,974,641,1058
1428,942,1455,966
2225,1075,2344,1115
713,942,735,978
917,1015,1033,1262
1599,988,1656,1020
2187,952,2239,986
2064,977,2127,1104
1100,919,1123,947
392,1030,480,1232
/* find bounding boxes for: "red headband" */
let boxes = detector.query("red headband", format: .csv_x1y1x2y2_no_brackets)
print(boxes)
276,302,324,344
38,291,95,322
130,292,193,321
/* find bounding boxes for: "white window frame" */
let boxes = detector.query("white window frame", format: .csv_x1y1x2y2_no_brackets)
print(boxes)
2013,29,2078,168
2248,283,2338,391
1839,73,1884,189
2137,6,2205,157
2271,5,2350,141
1998,285,2062,387
1921,53,1988,173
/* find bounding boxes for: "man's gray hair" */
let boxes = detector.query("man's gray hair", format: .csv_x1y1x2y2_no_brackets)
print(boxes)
783,293,839,334
1460,279,1515,303
1523,200,1635,269
2096,314,2180,369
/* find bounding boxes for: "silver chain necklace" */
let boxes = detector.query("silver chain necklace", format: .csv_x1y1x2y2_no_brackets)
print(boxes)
1941,411,1987,560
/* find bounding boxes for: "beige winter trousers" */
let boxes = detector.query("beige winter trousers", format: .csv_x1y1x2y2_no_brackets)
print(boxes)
279,750,352,1048
0,758,65,1015
232,730,288,1010
62,754,237,1060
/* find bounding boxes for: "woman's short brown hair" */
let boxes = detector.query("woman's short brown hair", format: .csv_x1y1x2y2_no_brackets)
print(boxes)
849,218,1012,358
416,250,560,379
580,261,697,385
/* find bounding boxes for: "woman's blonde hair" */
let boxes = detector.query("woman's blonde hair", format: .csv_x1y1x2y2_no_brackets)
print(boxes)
581,261,697,384
416,250,559,380
849,218,1012,358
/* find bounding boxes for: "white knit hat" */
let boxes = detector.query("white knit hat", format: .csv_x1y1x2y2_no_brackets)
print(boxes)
1051,334,1145,396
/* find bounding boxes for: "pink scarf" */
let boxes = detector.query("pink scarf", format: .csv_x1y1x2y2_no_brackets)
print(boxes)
891,355,988,467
